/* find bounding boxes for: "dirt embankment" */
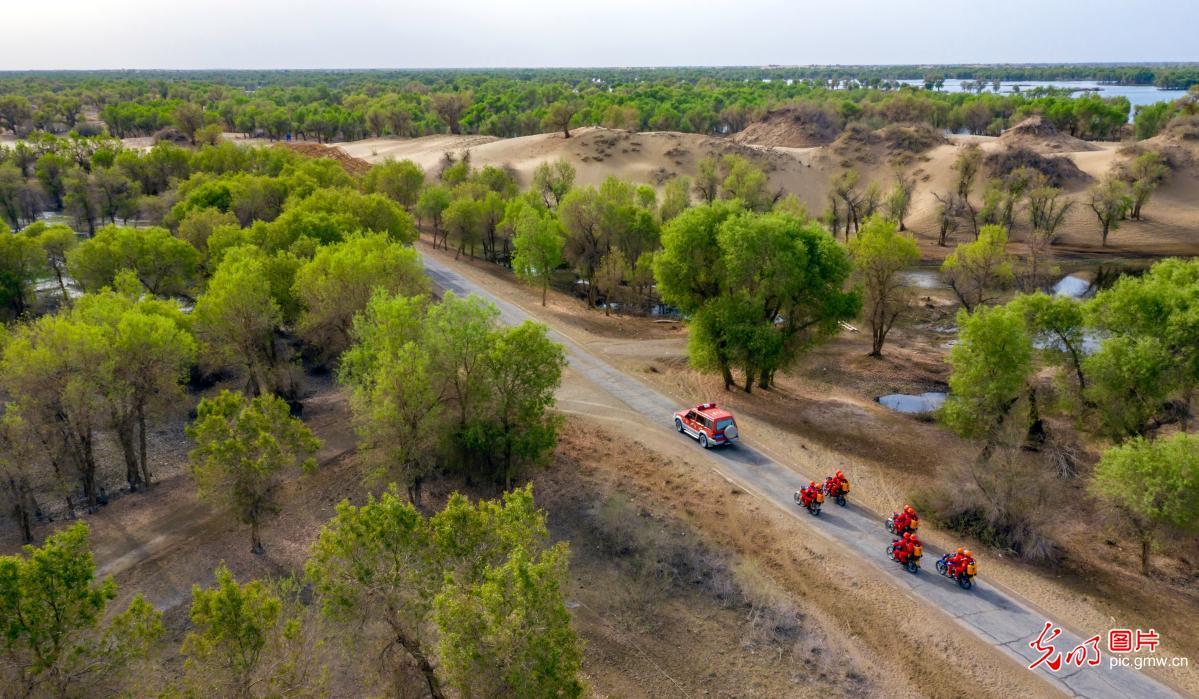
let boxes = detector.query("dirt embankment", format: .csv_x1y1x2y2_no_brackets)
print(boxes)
279,141,372,176
734,104,842,148
999,116,1099,154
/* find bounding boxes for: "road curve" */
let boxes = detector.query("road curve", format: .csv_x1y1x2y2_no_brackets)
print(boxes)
423,253,1179,699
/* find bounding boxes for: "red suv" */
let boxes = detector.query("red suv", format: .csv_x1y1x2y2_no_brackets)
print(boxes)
674,403,739,448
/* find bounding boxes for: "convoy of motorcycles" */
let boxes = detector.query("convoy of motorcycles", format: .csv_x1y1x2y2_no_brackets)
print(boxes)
793,470,978,590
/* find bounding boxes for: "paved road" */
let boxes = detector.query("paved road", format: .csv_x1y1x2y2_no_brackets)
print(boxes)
424,254,1179,699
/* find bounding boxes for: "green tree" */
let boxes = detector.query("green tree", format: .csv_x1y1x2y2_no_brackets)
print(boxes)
34,153,70,210
543,100,582,138
431,92,472,135
90,167,141,224
694,155,721,203
1086,258,1199,435
0,523,163,696
1127,150,1168,220
463,322,566,488
178,207,239,258
1,314,110,512
885,170,916,231
364,159,425,210
187,390,320,554
433,545,583,698
1088,175,1133,246
1011,292,1088,392
557,187,606,307
659,175,692,222
67,225,199,296
182,565,325,697
940,225,1015,313
1083,336,1175,440
0,95,32,134
416,184,452,248
951,144,983,236
941,304,1035,456
294,233,428,359
443,196,485,258
719,154,772,212
0,228,44,319
0,409,39,543
531,159,575,208
512,208,565,305
339,292,445,505
74,289,197,490
30,224,77,304
192,252,285,396
62,168,100,236
1092,434,1199,576
848,216,920,357
306,485,578,699
273,188,416,248
0,163,45,229
722,211,859,390
594,249,627,316
174,103,206,144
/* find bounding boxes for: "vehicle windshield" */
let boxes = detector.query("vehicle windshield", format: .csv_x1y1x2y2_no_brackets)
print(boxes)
716,418,734,431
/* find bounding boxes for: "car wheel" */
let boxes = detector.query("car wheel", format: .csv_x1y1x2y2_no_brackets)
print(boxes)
698,433,708,448
675,418,684,432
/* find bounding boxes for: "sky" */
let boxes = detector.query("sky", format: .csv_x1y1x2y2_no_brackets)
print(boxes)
2,0,1196,70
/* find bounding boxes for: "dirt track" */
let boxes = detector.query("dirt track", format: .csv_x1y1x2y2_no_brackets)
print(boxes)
422,250,1179,699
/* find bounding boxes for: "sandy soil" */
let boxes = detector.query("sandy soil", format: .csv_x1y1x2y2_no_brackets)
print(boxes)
419,241,1199,695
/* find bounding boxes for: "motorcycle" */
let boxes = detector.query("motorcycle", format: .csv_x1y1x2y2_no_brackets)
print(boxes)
793,489,824,516
887,540,922,574
936,554,977,589
824,479,850,507
885,512,919,536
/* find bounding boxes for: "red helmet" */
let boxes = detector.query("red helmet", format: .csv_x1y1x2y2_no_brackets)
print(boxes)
963,550,973,558
809,481,817,488
903,532,912,540
904,505,914,514
835,470,844,477
955,547,964,555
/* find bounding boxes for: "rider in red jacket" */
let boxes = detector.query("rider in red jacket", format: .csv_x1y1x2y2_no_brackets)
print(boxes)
826,469,848,495
800,481,820,506
893,504,916,533
953,550,975,577
893,532,914,563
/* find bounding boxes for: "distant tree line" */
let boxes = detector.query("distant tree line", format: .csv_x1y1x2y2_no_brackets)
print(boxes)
2,68,1197,146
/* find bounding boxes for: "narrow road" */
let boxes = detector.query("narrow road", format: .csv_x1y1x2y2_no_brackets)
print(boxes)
423,253,1179,699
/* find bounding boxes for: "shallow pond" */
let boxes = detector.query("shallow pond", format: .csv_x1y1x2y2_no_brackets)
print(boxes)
878,392,946,414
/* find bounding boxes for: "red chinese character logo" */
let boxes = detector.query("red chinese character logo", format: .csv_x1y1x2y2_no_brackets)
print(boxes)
1064,635,1102,668
1029,621,1064,671
1109,629,1133,653
1135,629,1160,653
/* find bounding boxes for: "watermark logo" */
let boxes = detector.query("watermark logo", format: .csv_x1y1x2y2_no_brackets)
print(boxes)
1028,621,1187,673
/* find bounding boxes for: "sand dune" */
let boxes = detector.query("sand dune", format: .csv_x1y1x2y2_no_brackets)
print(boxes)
330,125,1199,258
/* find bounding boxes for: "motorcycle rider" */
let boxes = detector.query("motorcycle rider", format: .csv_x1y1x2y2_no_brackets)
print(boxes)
892,532,915,564
799,480,820,507
955,549,975,578
892,504,917,534
825,469,848,496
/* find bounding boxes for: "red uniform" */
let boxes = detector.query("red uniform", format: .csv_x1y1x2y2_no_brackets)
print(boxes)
894,534,922,563
800,485,820,506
